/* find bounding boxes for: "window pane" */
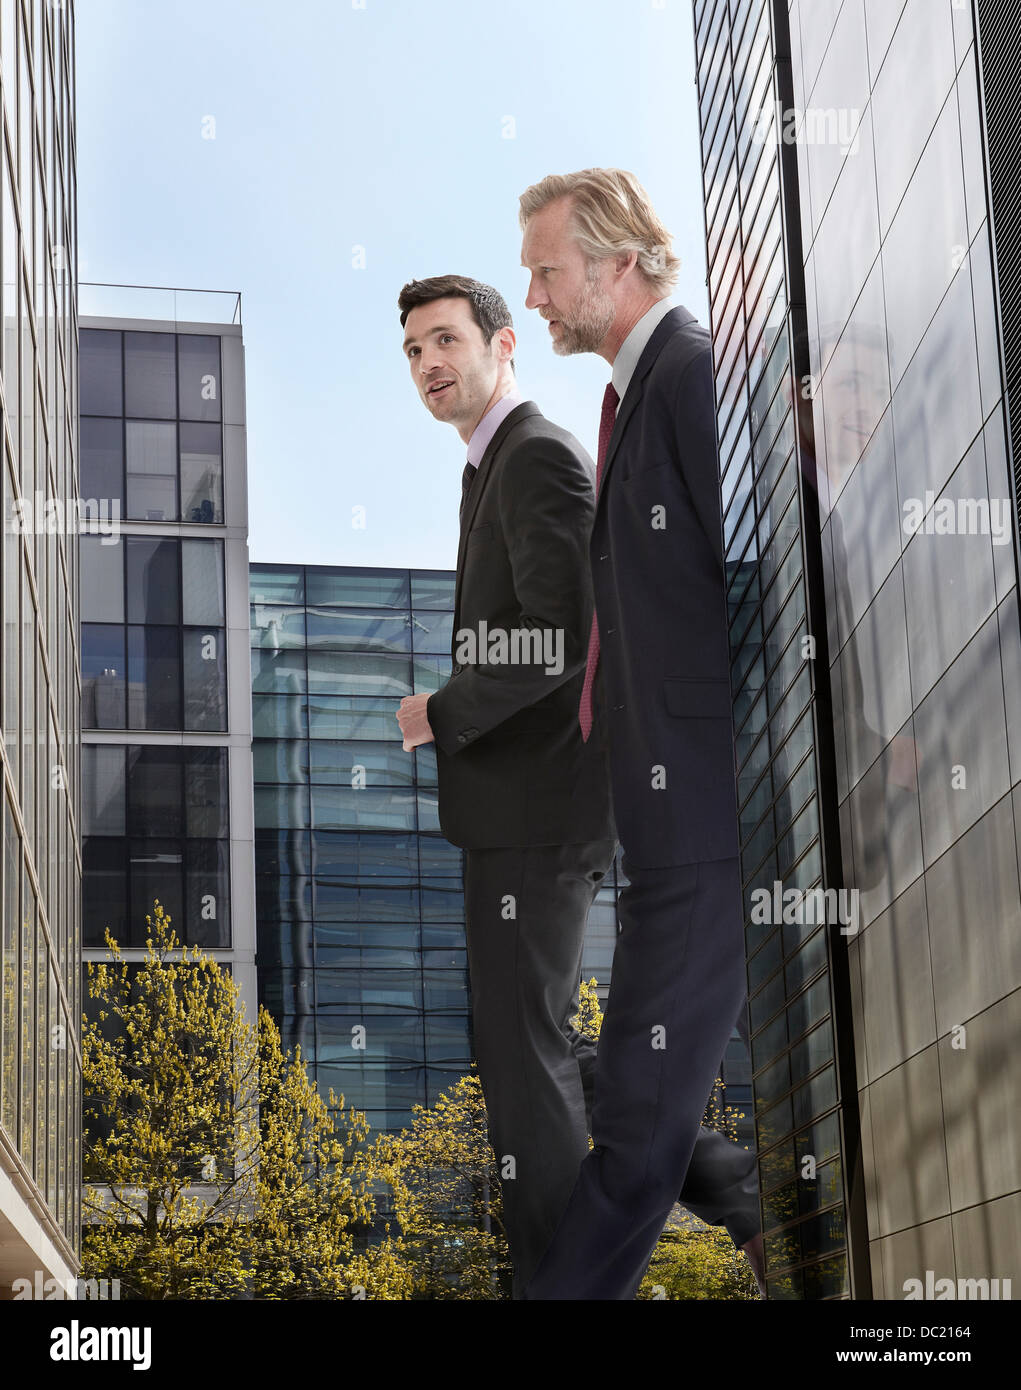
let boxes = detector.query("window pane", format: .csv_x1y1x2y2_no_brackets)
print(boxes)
185,748,229,838
83,838,127,946
81,624,126,729
308,741,414,785
127,625,182,730
79,328,122,415
126,746,183,836
252,693,307,738
126,420,178,520
126,537,180,624
306,568,409,608
412,610,452,654
306,607,410,652
251,649,307,693
251,603,306,648
182,538,224,625
80,416,123,509
307,652,413,697
411,573,455,609
185,840,230,947
250,567,304,604
2,804,20,1138
179,421,223,523
82,745,125,835
129,840,183,942
308,696,402,740
311,786,417,831
80,535,123,622
124,330,176,419
177,334,222,421
183,627,227,731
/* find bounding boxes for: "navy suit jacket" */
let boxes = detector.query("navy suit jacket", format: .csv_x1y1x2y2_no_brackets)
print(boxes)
591,304,740,869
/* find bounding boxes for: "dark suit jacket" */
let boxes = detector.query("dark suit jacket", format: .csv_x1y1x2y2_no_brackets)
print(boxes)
591,305,740,869
426,400,613,849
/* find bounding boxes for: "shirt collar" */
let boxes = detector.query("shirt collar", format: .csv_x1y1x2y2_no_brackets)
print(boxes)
610,298,674,408
466,386,525,468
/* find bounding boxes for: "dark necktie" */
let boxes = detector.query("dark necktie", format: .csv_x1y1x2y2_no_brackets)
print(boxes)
578,381,620,741
459,460,476,522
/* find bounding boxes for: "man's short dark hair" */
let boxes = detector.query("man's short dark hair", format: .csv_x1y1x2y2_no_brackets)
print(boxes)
398,274,515,370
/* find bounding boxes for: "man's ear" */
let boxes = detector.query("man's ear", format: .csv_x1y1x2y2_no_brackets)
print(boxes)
496,324,516,364
614,249,639,279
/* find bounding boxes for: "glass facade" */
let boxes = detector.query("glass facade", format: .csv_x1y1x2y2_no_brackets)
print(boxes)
79,309,255,1165
695,0,1021,1298
0,0,81,1286
251,563,469,1136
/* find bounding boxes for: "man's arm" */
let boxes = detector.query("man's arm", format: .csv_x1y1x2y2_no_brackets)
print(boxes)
426,433,595,755
671,346,727,569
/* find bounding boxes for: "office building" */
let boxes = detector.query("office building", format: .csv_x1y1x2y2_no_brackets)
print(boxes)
0,0,80,1297
77,291,256,1048
694,0,1021,1296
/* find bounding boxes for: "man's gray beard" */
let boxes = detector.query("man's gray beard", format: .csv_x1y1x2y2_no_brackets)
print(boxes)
551,276,615,355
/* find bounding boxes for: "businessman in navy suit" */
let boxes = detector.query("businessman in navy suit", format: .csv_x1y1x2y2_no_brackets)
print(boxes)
518,168,766,1299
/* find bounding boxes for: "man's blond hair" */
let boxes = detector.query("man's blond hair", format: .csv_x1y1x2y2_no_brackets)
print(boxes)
518,168,680,294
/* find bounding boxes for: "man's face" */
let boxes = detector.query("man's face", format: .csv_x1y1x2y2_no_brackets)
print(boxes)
402,296,501,430
521,197,616,355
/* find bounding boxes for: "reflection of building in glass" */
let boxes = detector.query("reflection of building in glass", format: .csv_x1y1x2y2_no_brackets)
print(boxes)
249,563,648,1144
696,0,1021,1298
79,306,256,1021
0,0,80,1298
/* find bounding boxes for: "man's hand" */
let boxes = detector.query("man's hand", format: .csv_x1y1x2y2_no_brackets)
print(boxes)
397,693,435,751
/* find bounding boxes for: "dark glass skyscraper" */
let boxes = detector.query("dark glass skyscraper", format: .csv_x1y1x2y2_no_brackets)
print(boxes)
695,0,1021,1298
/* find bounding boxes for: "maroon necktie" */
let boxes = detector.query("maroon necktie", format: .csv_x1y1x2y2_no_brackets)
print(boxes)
578,381,619,741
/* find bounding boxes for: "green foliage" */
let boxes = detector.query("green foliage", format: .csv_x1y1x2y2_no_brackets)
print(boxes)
82,920,756,1301
82,901,374,1300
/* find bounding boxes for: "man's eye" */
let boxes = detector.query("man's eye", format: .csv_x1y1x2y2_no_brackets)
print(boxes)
441,334,454,343
408,347,419,358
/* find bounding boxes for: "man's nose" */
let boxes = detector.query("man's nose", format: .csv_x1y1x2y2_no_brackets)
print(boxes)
524,275,547,310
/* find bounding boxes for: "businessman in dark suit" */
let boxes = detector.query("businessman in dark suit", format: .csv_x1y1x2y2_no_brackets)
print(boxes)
518,170,766,1299
395,275,615,1296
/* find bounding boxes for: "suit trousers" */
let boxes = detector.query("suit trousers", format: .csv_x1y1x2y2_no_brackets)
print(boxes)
462,837,616,1297
521,846,755,1300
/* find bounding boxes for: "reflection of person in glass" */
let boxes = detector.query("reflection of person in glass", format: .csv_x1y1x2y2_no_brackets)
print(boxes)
810,320,919,894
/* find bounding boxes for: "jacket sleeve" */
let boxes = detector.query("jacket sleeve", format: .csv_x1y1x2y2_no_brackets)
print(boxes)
672,345,727,571
426,434,595,755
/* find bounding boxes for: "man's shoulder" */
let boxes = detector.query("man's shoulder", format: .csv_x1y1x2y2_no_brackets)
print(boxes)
499,403,593,469
646,309,711,384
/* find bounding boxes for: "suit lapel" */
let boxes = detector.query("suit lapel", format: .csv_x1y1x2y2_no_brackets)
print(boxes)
595,305,697,512
452,400,542,627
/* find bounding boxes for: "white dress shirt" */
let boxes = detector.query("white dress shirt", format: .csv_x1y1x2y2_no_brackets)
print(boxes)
610,298,675,411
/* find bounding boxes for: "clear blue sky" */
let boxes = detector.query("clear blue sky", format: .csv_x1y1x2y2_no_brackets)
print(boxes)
77,0,709,570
